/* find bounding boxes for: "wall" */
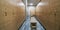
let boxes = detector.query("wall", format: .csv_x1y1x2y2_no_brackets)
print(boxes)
0,0,25,30
36,0,60,30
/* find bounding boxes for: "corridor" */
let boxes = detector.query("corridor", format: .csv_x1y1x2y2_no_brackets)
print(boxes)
0,0,60,30
19,16,45,30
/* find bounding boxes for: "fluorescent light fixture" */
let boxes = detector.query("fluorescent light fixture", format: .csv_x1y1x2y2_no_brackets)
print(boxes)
29,3,33,5
17,2,25,6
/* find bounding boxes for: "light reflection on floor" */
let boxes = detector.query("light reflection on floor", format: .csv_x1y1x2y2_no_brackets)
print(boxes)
19,16,45,30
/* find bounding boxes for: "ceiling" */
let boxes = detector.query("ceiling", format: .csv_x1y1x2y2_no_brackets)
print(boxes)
22,0,41,6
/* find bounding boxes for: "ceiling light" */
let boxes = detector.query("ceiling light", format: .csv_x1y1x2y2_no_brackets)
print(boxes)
17,2,25,6
29,3,33,6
